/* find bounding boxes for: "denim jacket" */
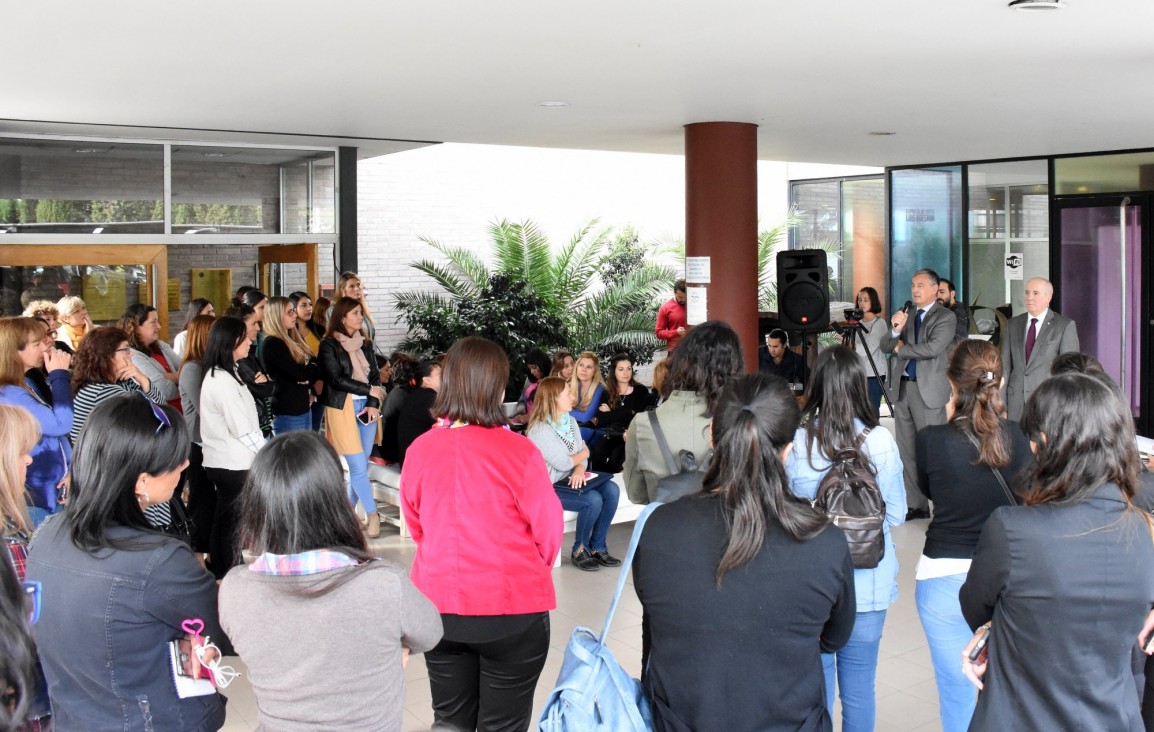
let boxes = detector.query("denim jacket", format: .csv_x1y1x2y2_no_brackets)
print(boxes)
25,517,228,732
785,419,907,612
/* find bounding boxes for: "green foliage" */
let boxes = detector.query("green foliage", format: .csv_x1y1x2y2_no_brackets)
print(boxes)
172,203,262,227
394,218,677,373
0,199,16,223
395,273,566,400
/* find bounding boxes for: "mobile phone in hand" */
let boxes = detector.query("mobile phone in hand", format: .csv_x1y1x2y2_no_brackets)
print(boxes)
357,410,374,425
968,626,990,663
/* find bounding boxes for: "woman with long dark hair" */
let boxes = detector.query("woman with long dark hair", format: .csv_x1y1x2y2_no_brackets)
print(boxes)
118,303,182,413
852,287,888,417
915,339,1033,732
589,353,652,472
624,320,745,504
172,298,214,358
224,300,275,437
785,345,906,731
25,395,229,731
401,337,562,732
319,296,383,537
200,316,267,578
960,372,1154,730
633,373,856,729
262,296,320,435
220,431,442,731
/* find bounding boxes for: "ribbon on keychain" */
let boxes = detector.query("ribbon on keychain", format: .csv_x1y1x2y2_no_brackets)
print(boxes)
181,618,240,689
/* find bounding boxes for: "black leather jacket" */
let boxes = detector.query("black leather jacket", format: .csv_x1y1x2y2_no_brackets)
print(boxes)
319,337,381,410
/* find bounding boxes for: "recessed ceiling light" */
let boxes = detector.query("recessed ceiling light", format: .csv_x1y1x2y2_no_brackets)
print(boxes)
539,101,569,108
202,152,230,158
867,131,896,136
73,148,102,153
1009,0,1064,11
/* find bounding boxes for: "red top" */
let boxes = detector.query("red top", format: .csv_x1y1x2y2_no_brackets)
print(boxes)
401,424,562,616
148,350,183,414
656,297,688,351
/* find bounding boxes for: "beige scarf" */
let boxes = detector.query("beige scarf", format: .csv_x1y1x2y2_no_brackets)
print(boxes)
333,331,370,384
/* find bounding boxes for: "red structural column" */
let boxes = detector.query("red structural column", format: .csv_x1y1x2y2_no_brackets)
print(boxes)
685,122,759,373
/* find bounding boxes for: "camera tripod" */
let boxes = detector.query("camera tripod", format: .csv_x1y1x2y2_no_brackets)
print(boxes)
840,319,895,418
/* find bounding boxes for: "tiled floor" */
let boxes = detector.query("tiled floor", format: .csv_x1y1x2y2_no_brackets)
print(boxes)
219,419,946,731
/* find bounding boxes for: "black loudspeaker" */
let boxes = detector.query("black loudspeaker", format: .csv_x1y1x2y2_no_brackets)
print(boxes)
776,249,829,331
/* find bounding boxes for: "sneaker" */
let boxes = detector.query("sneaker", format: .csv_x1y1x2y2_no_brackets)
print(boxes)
590,549,622,567
571,548,600,571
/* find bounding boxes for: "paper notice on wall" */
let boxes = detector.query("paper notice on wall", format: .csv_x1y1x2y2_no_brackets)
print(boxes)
686,285,707,325
685,256,711,284
1005,253,1024,280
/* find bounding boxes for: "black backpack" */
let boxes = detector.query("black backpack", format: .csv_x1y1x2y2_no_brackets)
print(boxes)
813,427,886,569
647,410,709,503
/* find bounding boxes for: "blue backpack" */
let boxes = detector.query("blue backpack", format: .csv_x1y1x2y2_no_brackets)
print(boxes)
537,503,659,732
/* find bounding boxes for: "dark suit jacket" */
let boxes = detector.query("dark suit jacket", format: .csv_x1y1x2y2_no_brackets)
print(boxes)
1001,310,1079,421
881,302,956,409
960,484,1154,731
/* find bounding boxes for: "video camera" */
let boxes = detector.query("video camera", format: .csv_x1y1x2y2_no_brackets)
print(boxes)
843,307,865,324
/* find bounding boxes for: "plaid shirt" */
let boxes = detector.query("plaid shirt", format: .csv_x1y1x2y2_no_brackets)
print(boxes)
248,549,360,576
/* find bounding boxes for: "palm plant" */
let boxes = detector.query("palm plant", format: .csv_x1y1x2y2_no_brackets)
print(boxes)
392,218,677,364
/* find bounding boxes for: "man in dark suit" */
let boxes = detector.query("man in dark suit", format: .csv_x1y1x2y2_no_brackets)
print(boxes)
883,268,957,520
1001,277,1079,421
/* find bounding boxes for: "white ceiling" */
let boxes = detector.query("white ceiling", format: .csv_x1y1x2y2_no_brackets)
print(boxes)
5,0,1154,167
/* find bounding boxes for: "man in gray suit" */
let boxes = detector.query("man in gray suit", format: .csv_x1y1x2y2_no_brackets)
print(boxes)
883,268,957,520
1001,277,1079,421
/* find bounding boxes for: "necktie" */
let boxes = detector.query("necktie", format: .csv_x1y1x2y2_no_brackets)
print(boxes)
908,309,924,379
1025,317,1038,363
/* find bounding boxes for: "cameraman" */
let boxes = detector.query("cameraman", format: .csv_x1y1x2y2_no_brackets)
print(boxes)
849,287,888,418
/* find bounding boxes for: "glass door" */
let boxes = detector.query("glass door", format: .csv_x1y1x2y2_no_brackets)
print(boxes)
257,243,319,298
1055,196,1149,433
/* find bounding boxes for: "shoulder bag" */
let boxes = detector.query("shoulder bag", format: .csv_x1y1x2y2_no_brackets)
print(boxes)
538,503,660,732
647,411,708,503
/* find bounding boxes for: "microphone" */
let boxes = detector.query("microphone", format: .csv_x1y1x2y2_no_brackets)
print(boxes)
900,300,914,315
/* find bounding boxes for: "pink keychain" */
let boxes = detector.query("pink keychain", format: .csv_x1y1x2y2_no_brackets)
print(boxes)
181,618,239,688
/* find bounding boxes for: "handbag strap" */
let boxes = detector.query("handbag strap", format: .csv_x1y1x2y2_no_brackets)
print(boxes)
647,410,679,476
959,427,1016,505
597,502,662,648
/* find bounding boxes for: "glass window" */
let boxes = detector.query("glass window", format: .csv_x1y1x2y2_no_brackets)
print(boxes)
1054,151,1154,195
171,146,336,234
889,166,963,315
0,139,163,234
967,161,1049,340
790,177,885,307
1,264,150,322
841,178,887,310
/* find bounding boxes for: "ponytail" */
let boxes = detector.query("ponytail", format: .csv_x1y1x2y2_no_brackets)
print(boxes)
948,340,1010,468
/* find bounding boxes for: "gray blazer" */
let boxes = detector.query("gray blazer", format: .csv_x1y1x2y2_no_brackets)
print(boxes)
1001,311,1079,421
881,302,957,409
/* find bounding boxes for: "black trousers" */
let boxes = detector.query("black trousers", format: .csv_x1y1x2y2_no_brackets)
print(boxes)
185,443,216,554
204,467,247,580
425,612,550,732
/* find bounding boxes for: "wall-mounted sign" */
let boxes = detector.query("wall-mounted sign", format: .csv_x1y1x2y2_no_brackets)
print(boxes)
685,256,711,284
1004,253,1024,280
686,285,707,325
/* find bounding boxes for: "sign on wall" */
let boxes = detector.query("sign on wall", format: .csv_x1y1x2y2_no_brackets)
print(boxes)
1004,253,1024,280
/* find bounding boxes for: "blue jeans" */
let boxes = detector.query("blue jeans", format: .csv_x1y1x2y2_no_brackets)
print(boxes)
274,411,312,435
822,608,887,732
916,573,976,732
310,401,325,431
342,399,378,515
554,479,619,554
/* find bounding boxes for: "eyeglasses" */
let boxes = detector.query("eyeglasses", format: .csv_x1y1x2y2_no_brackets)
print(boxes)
138,393,172,434
114,346,132,354
23,581,41,624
